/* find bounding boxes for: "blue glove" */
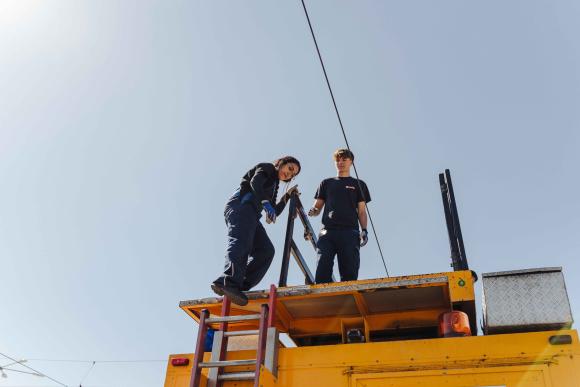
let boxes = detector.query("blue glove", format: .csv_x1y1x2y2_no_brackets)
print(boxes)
360,229,368,247
261,200,276,224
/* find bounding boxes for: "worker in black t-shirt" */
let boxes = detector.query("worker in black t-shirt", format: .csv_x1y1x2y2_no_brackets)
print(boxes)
212,156,301,306
308,149,370,283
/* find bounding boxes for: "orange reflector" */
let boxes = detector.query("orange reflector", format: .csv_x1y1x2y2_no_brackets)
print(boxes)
438,311,471,337
171,358,190,366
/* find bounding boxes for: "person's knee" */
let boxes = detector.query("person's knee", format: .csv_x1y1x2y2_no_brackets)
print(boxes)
250,240,275,266
315,255,334,283
265,241,275,260
316,237,332,258
341,256,359,281
256,241,275,263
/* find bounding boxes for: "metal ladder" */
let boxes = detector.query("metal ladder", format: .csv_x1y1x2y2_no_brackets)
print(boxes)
189,285,278,387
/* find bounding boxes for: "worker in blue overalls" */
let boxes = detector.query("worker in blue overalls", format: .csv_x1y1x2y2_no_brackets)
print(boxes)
212,156,301,306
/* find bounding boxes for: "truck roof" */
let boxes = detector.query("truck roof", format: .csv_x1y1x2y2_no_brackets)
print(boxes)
179,270,477,345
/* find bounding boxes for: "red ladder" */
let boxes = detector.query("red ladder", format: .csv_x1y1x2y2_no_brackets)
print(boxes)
189,284,278,387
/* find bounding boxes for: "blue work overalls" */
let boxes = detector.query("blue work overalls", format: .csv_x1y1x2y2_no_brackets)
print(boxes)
213,190,275,291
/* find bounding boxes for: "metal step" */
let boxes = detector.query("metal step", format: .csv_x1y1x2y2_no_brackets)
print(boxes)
199,359,256,368
206,314,261,324
218,371,255,381
224,329,259,337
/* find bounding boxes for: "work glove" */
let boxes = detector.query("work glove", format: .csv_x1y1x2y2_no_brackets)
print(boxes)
360,229,368,247
262,200,276,224
308,207,321,217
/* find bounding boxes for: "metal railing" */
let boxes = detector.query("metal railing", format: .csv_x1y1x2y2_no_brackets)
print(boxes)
277,171,471,285
278,191,335,287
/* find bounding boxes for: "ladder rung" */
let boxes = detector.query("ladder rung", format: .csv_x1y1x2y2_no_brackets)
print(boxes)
206,314,261,323
224,329,259,337
199,359,256,368
218,371,255,381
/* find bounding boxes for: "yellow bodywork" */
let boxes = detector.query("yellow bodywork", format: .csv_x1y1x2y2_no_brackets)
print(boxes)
165,330,580,386
166,271,579,386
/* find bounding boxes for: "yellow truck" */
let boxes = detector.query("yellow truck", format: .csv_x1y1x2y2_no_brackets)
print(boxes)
165,170,579,387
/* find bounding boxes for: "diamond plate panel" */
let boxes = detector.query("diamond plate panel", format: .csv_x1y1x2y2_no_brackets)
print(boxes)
482,268,573,333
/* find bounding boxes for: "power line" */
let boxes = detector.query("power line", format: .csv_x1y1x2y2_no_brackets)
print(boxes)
0,352,69,387
28,359,166,363
79,361,96,386
0,367,44,376
299,0,390,276
90,360,166,363
3,357,167,387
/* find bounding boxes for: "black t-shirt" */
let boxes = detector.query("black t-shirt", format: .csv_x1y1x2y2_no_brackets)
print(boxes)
315,177,371,230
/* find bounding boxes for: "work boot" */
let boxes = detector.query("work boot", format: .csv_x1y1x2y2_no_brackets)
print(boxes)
211,283,225,296
211,283,248,306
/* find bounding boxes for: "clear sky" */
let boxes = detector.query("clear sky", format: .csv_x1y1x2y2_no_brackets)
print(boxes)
1,1,579,386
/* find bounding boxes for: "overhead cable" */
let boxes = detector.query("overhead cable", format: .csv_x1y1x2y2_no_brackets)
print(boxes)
299,0,390,276
0,352,68,387
29,358,166,363
78,361,95,386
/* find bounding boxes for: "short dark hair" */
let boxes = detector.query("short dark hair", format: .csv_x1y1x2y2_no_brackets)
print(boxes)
333,148,354,161
274,156,301,180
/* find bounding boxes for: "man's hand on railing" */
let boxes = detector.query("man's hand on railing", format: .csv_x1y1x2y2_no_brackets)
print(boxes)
308,207,321,217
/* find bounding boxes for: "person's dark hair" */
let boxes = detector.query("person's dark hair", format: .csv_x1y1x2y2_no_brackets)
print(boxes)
333,148,354,161
274,156,301,181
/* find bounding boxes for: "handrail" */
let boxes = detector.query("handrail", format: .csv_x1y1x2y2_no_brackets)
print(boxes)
295,197,318,249
278,191,331,287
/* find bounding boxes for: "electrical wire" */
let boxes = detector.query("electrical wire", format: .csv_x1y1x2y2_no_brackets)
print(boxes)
85,360,166,364
0,367,44,376
299,0,390,276
28,359,166,363
1,355,166,387
0,352,68,387
79,361,95,386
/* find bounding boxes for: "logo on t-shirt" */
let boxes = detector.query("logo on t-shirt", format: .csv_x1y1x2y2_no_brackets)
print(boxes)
345,186,356,190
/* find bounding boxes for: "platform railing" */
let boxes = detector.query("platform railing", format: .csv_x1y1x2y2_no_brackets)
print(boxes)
278,191,334,287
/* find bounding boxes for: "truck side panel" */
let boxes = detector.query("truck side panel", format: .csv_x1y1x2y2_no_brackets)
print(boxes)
165,330,580,387
352,366,549,386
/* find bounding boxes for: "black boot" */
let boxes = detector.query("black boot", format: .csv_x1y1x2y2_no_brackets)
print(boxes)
211,283,248,306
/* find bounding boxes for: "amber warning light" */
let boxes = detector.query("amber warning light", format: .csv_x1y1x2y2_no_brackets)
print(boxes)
171,358,190,366
438,311,472,337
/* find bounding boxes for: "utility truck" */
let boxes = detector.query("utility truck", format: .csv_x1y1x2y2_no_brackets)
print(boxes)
164,170,579,387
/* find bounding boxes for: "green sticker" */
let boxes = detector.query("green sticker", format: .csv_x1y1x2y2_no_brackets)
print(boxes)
458,279,466,287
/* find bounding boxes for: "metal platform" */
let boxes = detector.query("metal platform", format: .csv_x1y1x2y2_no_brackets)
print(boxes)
180,270,477,345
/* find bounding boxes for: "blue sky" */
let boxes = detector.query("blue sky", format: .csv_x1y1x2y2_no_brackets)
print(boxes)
1,1,579,386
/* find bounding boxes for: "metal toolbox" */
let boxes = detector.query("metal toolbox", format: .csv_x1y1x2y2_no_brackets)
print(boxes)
482,267,573,334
